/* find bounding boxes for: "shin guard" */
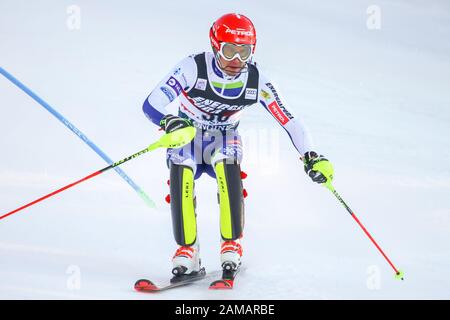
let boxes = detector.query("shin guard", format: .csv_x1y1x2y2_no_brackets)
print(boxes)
215,160,244,240
170,164,197,246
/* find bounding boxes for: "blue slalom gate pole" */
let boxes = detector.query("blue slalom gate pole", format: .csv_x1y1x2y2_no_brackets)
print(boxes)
0,66,156,208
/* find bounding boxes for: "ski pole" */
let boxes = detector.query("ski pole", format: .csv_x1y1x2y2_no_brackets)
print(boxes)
0,127,196,222
323,180,404,280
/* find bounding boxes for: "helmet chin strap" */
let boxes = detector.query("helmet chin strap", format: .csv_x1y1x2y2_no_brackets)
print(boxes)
213,49,249,79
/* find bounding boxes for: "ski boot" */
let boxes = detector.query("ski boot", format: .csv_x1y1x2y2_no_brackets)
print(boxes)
221,239,242,280
209,239,243,289
220,239,243,270
171,241,205,283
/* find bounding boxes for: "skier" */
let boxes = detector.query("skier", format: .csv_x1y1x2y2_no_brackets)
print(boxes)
142,13,333,282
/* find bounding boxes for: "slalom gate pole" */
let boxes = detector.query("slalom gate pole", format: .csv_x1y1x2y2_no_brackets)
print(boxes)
0,66,156,208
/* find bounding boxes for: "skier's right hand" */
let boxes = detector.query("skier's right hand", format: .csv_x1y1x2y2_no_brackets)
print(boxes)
160,114,192,133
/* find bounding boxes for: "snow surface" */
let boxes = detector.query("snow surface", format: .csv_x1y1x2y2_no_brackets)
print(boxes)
1,0,450,299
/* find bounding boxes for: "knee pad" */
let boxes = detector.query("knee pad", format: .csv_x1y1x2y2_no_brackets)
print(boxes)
214,160,244,241
170,164,197,246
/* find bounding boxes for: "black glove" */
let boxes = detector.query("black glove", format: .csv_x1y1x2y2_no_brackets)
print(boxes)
302,151,333,184
160,114,192,133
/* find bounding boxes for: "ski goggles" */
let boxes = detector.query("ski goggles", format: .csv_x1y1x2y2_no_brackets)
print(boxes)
218,42,254,62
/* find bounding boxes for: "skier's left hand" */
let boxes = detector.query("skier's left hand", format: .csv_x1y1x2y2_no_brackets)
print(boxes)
302,151,334,184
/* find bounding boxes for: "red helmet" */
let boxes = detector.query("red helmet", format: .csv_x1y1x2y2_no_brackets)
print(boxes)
209,13,257,54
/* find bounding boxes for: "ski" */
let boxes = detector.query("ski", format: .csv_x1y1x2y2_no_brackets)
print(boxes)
134,268,220,293
209,263,241,290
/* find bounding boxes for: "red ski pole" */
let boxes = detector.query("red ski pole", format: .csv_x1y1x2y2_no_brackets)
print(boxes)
324,181,404,280
1,127,196,221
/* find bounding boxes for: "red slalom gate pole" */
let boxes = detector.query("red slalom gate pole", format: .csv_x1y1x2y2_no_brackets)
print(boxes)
324,181,404,280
